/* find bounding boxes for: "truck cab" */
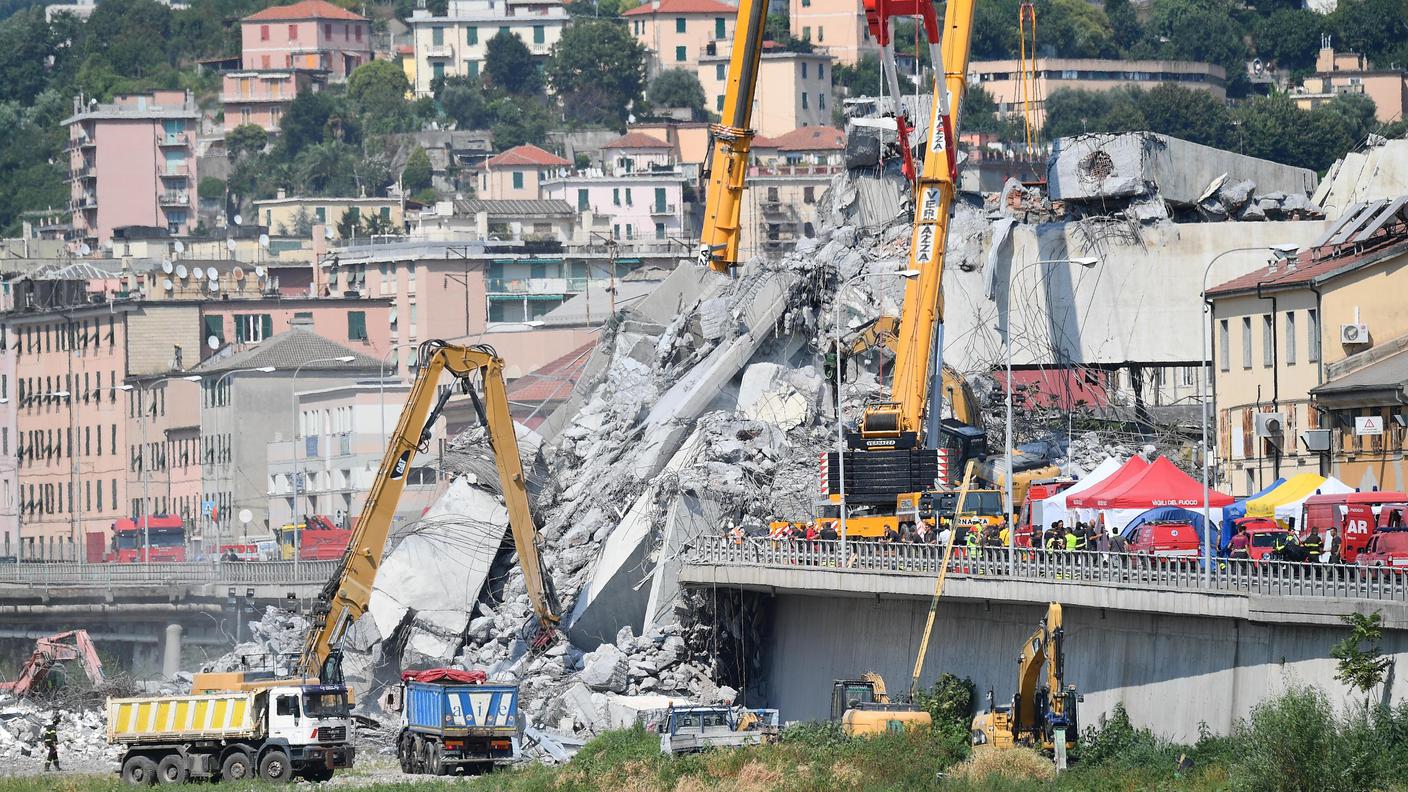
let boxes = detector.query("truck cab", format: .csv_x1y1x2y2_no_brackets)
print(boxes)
656,706,780,754
264,684,354,780
1127,521,1199,558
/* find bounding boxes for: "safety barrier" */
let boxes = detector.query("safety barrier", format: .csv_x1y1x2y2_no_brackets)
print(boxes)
0,559,340,588
685,538,1408,602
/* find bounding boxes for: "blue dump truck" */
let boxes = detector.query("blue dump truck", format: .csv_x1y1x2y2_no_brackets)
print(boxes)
391,669,521,776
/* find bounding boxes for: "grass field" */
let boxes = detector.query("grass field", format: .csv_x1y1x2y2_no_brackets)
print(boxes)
4,685,1407,792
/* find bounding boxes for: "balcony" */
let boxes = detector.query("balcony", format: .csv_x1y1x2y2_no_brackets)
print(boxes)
649,203,677,215
70,165,96,181
70,196,96,210
424,43,454,58
66,136,95,151
485,276,569,295
160,192,189,206
159,165,191,180
156,134,188,147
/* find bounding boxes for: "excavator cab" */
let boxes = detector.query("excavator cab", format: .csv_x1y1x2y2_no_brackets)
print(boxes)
830,674,932,736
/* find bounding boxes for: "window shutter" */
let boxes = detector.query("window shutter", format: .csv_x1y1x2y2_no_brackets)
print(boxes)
261,314,274,339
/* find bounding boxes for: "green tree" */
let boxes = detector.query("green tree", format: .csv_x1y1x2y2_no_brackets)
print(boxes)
0,9,61,104
1135,84,1235,148
279,91,337,158
197,176,225,202
1332,611,1393,711
1253,8,1324,72
347,60,413,133
402,145,433,191
485,30,543,95
1139,0,1249,95
336,207,362,238
488,94,555,148
294,140,359,196
81,0,173,83
913,673,974,737
225,123,268,161
647,69,707,120
546,18,646,129
438,76,492,128
764,12,812,52
1043,0,1118,58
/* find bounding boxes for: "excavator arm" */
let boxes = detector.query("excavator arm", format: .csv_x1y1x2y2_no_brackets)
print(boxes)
697,0,768,272
300,341,560,681
1,630,105,697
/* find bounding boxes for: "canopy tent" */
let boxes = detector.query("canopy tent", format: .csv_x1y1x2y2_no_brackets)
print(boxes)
1066,456,1149,509
1071,456,1235,510
1219,477,1285,547
1034,456,1123,527
1245,474,1329,518
1121,506,1209,541
1265,477,1354,524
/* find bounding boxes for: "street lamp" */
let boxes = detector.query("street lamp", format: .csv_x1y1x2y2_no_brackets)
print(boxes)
291,356,356,575
1199,243,1299,577
1003,257,1099,549
121,375,201,565
201,366,275,555
833,268,920,561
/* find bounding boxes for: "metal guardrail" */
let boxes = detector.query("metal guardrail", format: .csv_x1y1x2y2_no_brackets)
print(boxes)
685,538,1408,602
0,560,339,588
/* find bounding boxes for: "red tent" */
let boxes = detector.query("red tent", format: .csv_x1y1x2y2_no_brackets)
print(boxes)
1066,456,1148,509
1084,456,1234,509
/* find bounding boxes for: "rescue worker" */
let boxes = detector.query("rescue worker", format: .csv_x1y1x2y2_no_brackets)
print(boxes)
1046,521,1065,551
1302,528,1325,563
1064,523,1085,551
1228,526,1250,560
727,523,746,545
1326,525,1342,564
998,518,1011,548
42,713,60,772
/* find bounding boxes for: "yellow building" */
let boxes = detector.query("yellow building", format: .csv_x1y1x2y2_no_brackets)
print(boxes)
1292,46,1408,125
788,0,873,65
1208,209,1408,496
253,195,405,239
624,0,737,75
698,47,834,138
476,144,571,201
970,58,1225,125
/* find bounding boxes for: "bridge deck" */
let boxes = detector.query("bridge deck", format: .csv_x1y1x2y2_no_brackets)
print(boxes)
679,539,1408,627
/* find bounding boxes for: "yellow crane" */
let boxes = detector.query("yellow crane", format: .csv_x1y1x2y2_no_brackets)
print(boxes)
696,0,768,272
194,341,560,693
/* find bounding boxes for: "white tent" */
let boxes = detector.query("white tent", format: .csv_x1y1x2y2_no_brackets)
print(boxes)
1274,476,1355,524
1034,456,1123,528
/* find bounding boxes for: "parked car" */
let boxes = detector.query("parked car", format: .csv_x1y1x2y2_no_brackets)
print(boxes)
1354,531,1408,570
1235,518,1290,562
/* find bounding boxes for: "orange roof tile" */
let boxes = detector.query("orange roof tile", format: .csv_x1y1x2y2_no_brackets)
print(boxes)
484,144,571,168
508,342,595,403
769,126,845,151
245,0,367,21
623,0,736,15
603,131,671,150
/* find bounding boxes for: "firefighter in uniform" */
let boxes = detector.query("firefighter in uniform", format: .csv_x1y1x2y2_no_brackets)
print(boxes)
42,713,60,771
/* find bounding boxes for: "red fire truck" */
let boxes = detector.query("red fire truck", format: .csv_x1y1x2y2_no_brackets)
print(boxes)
1300,490,1408,563
277,515,353,561
107,516,187,563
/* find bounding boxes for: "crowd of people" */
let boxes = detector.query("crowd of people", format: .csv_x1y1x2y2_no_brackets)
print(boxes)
724,516,1141,553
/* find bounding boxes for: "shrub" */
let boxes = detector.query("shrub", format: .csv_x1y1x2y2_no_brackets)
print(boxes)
946,745,1055,784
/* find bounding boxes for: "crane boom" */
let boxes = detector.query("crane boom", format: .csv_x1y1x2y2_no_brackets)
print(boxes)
696,0,768,272
300,341,560,682
861,0,977,446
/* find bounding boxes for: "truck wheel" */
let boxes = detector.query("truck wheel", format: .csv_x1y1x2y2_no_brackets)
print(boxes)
258,750,293,783
156,754,189,785
122,756,158,786
429,743,447,776
220,752,253,782
303,766,335,783
397,734,413,773
412,738,429,774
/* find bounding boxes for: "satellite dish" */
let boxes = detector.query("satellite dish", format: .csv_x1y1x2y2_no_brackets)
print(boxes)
206,266,219,281
226,239,237,252
232,266,245,280
238,509,253,524
162,278,173,291
233,214,243,226
254,265,266,277
324,227,335,240
259,233,270,249
207,335,220,350
175,264,188,279
161,259,174,274
207,279,219,292
78,243,91,256
173,240,185,254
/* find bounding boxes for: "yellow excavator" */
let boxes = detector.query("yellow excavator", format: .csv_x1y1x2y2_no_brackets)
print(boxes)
193,341,560,694
971,603,1080,762
831,672,932,735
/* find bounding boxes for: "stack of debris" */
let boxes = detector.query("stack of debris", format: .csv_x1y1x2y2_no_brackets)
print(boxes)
201,606,311,675
0,698,119,774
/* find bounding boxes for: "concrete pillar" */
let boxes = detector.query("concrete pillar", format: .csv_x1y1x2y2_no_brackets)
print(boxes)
162,624,183,679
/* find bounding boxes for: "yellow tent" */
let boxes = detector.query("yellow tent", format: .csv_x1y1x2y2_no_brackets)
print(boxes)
1245,473,1326,518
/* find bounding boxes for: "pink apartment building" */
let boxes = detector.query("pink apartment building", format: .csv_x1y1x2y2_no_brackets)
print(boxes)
241,0,373,80
788,0,873,65
542,133,689,242
0,333,15,557
623,0,737,74
221,70,326,134
64,90,200,247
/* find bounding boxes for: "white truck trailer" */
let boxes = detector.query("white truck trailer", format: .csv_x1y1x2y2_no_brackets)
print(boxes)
107,684,354,784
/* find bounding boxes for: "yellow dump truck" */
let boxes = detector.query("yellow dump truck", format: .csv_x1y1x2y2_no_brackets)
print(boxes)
107,684,354,785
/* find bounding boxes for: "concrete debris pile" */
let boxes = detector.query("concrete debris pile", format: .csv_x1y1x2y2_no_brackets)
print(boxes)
341,163,926,738
1315,136,1408,217
202,606,311,675
1048,132,1322,223
0,698,119,775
